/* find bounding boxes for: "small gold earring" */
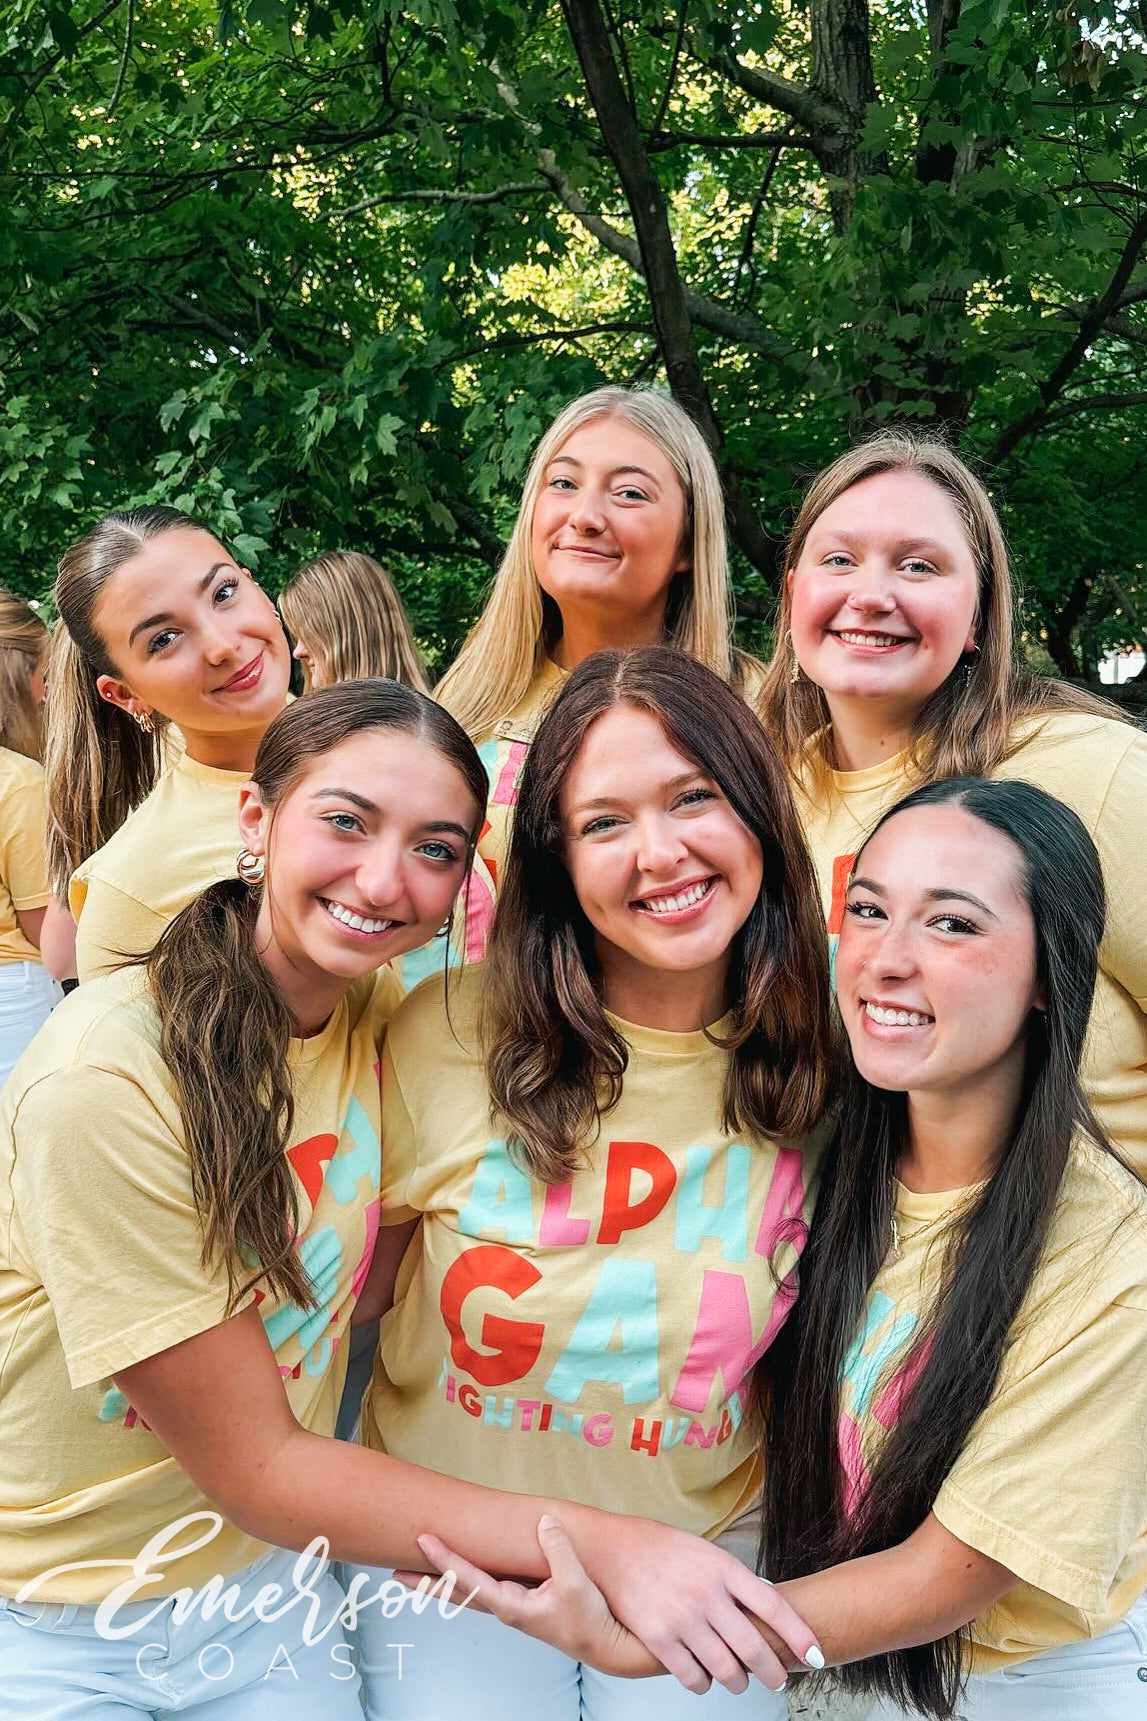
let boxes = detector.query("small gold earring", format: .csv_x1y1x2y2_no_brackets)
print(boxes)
132,708,157,735
786,629,801,684
236,848,266,887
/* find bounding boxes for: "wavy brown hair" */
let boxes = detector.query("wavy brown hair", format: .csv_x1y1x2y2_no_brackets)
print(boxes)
0,588,48,761
144,679,487,1311
758,430,1126,796
483,646,838,1183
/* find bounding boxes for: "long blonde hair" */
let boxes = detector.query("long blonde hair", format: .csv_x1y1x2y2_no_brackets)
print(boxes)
278,550,429,694
759,429,1124,791
436,387,742,739
44,506,207,896
0,589,48,762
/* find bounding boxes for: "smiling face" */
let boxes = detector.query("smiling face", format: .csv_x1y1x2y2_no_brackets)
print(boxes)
530,417,690,642
238,729,480,1032
788,468,979,728
559,703,763,1026
836,802,1040,1108
92,527,291,754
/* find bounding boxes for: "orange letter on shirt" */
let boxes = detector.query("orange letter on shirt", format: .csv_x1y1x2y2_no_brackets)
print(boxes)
440,1244,545,1387
598,1141,677,1244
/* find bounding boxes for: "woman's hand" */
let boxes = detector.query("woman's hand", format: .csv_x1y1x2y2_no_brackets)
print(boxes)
587,1512,821,1694
398,1517,660,1679
400,1513,823,1695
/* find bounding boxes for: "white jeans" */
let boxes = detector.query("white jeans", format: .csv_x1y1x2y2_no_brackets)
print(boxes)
859,1588,1147,1720
0,959,61,1092
344,1514,787,1721
0,1545,365,1719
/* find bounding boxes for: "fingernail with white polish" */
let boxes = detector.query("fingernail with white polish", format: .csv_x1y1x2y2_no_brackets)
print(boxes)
805,1645,826,1670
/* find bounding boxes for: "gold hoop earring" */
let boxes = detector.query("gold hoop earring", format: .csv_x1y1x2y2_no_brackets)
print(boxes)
236,848,266,887
131,708,157,735
436,913,453,939
785,629,801,684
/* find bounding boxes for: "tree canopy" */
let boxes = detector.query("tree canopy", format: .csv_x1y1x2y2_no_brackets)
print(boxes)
2,0,1145,677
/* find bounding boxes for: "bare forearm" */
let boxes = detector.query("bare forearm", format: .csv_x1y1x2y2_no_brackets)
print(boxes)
750,1520,1014,1671
222,1424,633,1581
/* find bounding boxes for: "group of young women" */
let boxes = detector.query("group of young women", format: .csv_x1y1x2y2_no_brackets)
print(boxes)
0,386,1143,1721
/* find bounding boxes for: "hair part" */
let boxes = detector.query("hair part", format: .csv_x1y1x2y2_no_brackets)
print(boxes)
436,388,749,740
483,645,839,1184
763,776,1123,1718
758,428,1128,795
0,587,48,761
44,505,218,896
278,550,429,694
144,678,487,1311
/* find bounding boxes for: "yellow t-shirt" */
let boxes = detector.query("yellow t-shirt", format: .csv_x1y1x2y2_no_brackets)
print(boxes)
69,753,250,981
0,962,401,1602
364,967,821,1540
840,1141,1147,1670
0,747,50,965
796,712,1147,1170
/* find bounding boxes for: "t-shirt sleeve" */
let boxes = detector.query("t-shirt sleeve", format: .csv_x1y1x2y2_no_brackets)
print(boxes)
72,878,169,981
934,1250,1147,1612
378,1035,421,1224
9,1064,249,1389
1,777,50,911
1093,732,1147,1010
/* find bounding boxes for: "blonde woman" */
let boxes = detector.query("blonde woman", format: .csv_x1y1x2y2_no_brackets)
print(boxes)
436,386,765,960
0,590,60,1082
757,428,1147,1169
278,548,430,693
45,506,293,982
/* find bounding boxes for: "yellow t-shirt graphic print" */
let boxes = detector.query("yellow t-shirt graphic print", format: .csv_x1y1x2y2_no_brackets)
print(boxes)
365,968,822,1539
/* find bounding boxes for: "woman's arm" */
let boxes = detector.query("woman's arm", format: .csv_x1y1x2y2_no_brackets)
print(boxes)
115,1306,822,1695
404,1509,1014,1677
350,1216,419,1326
14,904,46,953
36,896,77,980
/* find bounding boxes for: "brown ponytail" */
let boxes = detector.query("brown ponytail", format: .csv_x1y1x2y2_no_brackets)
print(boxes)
145,679,487,1311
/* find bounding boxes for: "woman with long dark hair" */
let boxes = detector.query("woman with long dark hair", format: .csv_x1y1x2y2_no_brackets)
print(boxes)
424,778,1147,1719
346,645,836,1719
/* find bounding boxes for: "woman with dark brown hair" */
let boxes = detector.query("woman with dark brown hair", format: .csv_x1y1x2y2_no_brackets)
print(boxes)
347,645,837,1720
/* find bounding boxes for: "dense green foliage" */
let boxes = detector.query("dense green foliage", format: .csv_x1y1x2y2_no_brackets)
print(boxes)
1,0,1145,676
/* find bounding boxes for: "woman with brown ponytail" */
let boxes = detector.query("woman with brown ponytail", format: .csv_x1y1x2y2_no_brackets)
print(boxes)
45,506,293,981
0,679,820,1716
0,588,60,1083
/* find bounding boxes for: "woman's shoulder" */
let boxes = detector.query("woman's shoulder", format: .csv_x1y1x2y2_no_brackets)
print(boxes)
2,968,164,1117
1005,705,1145,770
72,756,247,893
1042,1138,1147,1305
0,745,45,792
477,659,568,746
386,960,486,1067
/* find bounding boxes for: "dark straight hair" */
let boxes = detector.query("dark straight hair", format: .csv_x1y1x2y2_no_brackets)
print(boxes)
145,679,487,1312
483,645,839,1184
763,776,1121,1719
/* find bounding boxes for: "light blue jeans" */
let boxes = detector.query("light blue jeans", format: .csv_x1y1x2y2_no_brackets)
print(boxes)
860,1588,1147,1719
0,959,61,1092
0,1545,365,1719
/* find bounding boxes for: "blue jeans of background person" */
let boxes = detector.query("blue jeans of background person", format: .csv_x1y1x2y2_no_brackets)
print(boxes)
860,1587,1147,1720
0,1545,365,1720
0,959,61,1093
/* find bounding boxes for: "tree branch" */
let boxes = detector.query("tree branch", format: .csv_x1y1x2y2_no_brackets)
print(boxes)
649,0,689,139
327,182,544,219
105,0,134,119
1040,390,1147,426
698,48,847,141
4,0,128,134
646,130,816,152
987,211,1147,464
